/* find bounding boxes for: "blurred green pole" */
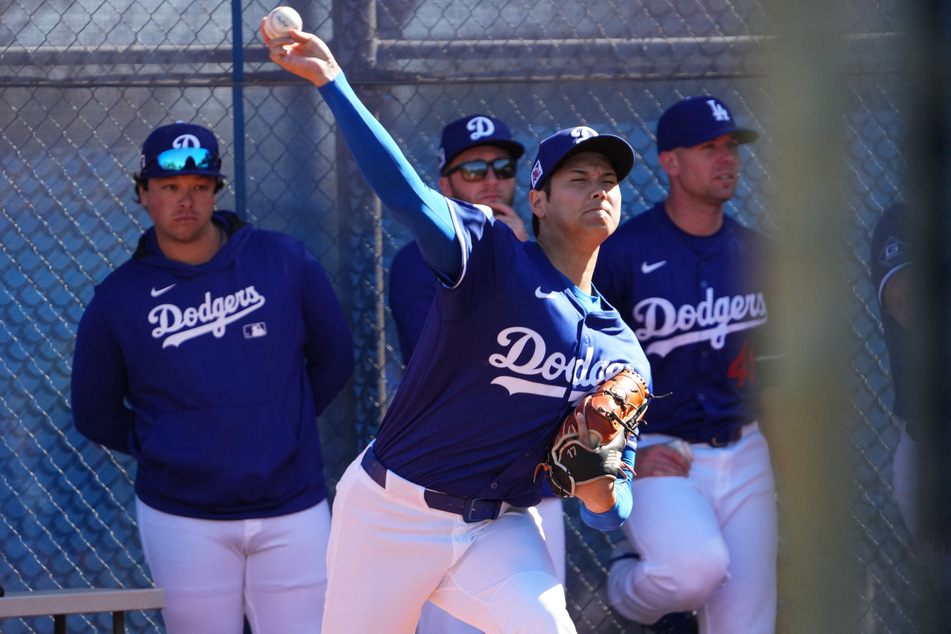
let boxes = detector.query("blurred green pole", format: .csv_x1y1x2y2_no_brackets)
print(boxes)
762,0,858,630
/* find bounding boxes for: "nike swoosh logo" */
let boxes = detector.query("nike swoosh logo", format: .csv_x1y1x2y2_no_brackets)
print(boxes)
151,284,176,298
535,286,557,299
640,260,667,274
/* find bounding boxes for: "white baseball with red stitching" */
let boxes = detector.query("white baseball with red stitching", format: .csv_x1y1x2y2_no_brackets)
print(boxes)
264,6,302,39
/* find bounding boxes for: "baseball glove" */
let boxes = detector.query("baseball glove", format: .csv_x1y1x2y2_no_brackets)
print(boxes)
539,369,652,498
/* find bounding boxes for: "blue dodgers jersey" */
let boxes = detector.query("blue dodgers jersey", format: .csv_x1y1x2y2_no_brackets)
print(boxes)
374,200,651,507
594,202,772,441
870,203,911,420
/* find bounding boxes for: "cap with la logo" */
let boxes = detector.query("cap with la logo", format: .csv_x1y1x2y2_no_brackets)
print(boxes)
656,96,759,153
529,126,634,190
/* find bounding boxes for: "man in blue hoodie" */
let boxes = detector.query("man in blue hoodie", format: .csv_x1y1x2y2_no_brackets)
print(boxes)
71,121,355,633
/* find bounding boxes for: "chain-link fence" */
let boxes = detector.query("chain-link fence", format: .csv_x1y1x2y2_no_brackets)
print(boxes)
0,0,915,631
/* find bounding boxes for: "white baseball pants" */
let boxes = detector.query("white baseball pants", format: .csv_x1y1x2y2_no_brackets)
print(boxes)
607,422,777,634
415,496,567,634
136,498,330,633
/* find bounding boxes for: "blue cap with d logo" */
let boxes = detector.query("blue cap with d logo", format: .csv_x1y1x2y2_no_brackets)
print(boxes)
529,126,634,190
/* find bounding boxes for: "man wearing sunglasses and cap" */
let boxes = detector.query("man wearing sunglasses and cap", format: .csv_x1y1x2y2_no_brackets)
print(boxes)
595,96,780,633
390,114,528,365
71,121,355,633
265,26,651,634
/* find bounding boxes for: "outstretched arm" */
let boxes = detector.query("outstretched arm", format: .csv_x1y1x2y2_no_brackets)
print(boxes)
262,24,462,282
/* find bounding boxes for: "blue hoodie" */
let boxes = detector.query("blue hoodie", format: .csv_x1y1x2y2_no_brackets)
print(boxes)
71,211,354,520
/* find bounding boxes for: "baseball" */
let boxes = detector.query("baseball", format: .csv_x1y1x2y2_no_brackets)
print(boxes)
264,6,303,39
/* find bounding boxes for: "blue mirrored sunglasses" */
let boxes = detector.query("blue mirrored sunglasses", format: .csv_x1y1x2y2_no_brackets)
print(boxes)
147,147,221,172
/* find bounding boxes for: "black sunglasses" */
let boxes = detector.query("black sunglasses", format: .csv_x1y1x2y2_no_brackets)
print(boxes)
444,158,517,182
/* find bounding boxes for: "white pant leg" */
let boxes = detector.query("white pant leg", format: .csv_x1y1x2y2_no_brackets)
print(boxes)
429,505,574,634
243,502,330,633
323,453,451,634
416,497,566,634
607,424,777,634
537,496,567,585
137,499,246,634
698,428,777,634
607,472,729,625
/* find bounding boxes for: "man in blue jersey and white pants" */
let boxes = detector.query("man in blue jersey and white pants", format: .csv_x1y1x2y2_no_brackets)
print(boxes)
595,96,780,634
71,121,354,632
265,26,652,634
390,115,570,634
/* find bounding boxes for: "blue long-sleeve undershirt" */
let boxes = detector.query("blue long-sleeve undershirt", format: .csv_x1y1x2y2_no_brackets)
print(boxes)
318,72,462,283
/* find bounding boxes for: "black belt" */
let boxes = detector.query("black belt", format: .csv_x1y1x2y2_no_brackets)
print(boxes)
361,446,502,523
684,426,743,448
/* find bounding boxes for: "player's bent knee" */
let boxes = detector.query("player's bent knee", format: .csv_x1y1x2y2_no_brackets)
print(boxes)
481,572,573,634
654,557,729,609
665,564,727,608
632,535,728,598
606,544,729,621
666,542,730,604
